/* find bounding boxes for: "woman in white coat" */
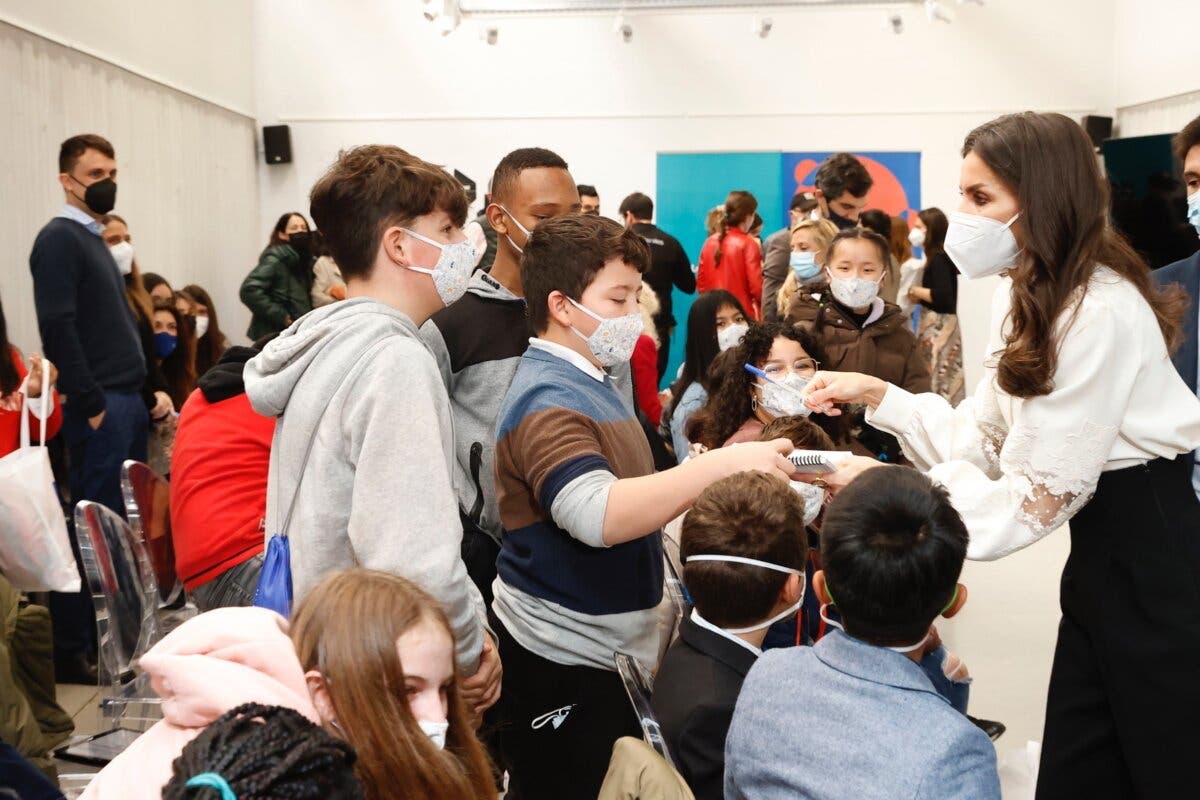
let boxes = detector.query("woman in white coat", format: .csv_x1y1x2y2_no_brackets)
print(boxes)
803,111,1200,799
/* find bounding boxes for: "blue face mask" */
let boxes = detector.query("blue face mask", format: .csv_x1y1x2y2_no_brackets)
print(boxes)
154,332,177,359
1188,191,1200,237
789,251,822,281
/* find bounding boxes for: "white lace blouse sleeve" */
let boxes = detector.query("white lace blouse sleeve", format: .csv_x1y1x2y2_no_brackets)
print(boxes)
870,295,1133,561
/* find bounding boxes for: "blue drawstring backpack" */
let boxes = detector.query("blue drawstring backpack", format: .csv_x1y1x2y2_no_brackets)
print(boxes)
253,360,355,618
253,532,293,617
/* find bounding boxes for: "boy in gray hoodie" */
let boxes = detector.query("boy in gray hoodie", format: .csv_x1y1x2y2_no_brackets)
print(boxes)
245,145,500,713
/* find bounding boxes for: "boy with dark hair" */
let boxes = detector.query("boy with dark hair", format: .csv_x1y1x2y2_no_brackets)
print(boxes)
578,183,601,215
245,145,499,711
490,214,797,799
652,471,807,800
420,147,579,604
31,132,146,683
813,152,874,229
619,191,696,378
725,467,1000,800
1154,114,1200,500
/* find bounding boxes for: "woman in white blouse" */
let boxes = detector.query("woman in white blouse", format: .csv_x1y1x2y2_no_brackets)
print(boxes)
804,112,1200,799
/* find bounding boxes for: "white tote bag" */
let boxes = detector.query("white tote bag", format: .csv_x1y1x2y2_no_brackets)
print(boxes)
0,361,80,592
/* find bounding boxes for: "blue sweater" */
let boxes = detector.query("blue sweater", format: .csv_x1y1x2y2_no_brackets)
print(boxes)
29,217,145,418
493,345,664,669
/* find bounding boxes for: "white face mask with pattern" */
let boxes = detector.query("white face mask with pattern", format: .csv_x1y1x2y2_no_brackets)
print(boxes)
827,271,881,309
401,228,476,306
568,297,643,367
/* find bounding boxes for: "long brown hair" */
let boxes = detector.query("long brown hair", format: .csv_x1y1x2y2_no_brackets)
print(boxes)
179,284,227,378
101,213,154,324
291,570,495,800
714,190,757,266
917,207,948,263
152,298,197,408
965,112,1184,397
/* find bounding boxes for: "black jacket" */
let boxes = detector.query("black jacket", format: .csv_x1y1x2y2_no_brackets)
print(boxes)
651,616,757,800
632,222,695,329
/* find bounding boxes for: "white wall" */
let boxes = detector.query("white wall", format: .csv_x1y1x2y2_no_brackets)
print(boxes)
0,0,255,114
252,0,1113,388
1112,0,1200,111
0,19,260,354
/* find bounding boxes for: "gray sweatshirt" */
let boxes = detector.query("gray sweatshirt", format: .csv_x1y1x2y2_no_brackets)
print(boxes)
245,297,484,668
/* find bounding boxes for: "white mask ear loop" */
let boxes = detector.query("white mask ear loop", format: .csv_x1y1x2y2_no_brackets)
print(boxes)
820,604,928,652
685,554,806,634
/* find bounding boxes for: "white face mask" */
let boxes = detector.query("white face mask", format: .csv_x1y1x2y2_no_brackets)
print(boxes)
686,554,806,634
497,205,533,254
717,322,749,352
194,315,210,339
756,372,813,418
827,272,881,309
418,718,449,750
907,228,925,248
109,241,134,276
568,297,643,367
790,480,827,527
1188,191,1200,237
401,228,477,306
943,211,1021,279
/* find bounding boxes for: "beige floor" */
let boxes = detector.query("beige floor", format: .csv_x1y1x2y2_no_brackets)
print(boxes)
940,525,1070,796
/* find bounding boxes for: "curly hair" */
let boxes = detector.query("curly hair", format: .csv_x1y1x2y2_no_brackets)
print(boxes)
686,322,830,450
162,703,361,800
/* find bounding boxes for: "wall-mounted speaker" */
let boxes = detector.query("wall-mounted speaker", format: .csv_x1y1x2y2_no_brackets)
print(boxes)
1082,115,1113,149
263,125,292,165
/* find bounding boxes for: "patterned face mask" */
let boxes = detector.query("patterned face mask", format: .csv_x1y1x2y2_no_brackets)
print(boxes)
401,228,476,306
568,298,643,367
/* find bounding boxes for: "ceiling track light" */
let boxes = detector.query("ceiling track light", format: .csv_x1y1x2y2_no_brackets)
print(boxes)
925,0,952,23
422,0,462,34
753,15,773,38
614,13,632,42
887,12,903,34
482,25,499,44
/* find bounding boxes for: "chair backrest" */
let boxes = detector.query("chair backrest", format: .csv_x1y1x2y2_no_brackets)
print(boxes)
75,501,163,685
121,460,181,605
613,651,676,769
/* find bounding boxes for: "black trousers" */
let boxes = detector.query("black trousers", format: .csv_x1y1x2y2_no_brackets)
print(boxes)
1036,457,1200,799
487,610,640,800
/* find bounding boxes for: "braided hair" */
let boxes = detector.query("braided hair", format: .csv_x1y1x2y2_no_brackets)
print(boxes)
162,703,362,800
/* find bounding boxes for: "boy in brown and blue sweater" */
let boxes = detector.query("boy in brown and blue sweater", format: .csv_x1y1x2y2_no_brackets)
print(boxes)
489,214,798,799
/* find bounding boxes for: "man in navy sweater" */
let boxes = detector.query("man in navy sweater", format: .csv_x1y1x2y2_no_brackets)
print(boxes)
1153,115,1200,500
29,134,147,683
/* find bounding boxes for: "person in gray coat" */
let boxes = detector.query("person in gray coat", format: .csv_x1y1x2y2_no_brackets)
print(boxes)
761,192,819,322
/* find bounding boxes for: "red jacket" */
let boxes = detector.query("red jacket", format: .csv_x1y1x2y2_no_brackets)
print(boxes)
171,386,275,590
0,346,62,458
696,228,763,320
632,334,662,427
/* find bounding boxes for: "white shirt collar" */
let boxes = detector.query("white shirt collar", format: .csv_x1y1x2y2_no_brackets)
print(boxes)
57,204,104,236
528,337,606,383
689,609,762,657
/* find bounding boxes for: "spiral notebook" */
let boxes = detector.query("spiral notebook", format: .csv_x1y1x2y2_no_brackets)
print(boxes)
787,450,853,474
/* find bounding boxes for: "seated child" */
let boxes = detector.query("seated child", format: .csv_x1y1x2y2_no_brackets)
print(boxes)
724,466,1000,800
652,471,807,800
161,702,361,799
758,415,834,648
489,214,797,800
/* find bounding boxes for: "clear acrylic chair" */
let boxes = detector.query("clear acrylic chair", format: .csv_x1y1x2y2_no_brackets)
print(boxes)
613,651,676,769
74,500,164,733
121,460,180,604
121,460,196,628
